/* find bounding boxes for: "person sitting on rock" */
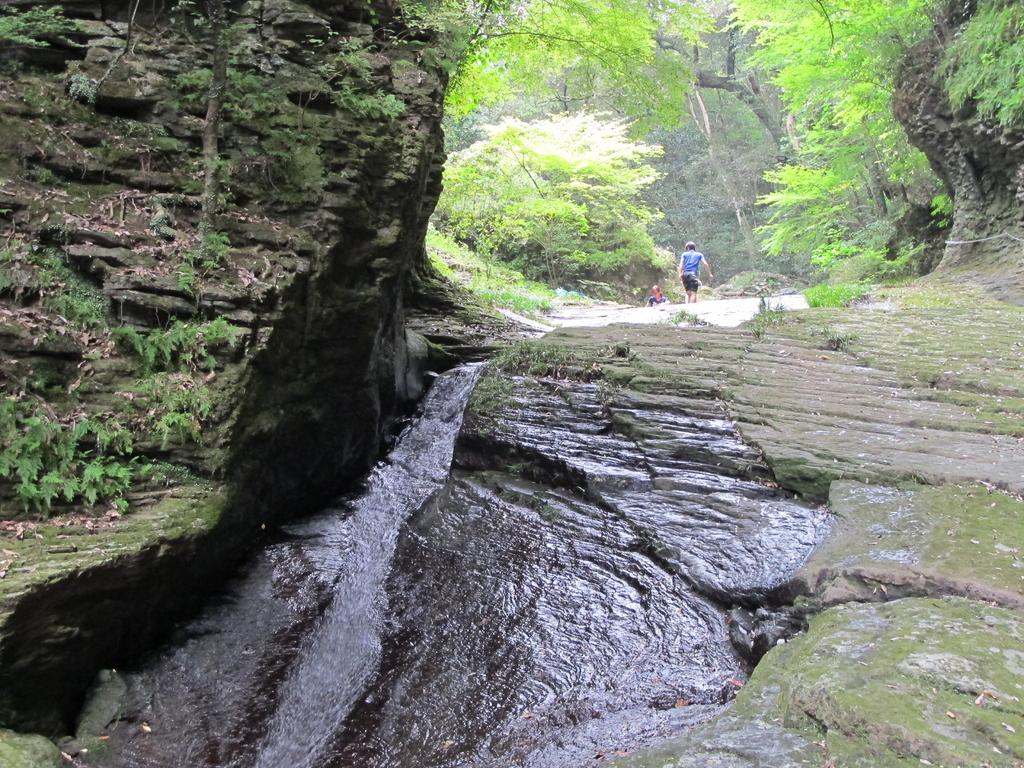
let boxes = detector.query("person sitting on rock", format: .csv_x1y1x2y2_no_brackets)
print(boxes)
646,284,669,306
678,242,714,303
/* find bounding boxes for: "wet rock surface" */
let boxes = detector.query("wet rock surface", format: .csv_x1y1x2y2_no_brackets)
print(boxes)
80,362,828,767
543,291,1024,767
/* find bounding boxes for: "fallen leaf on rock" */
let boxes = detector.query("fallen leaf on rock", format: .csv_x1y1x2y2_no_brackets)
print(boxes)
674,698,690,708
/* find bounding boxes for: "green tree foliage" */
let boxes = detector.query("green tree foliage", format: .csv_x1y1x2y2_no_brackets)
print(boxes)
944,0,1024,127
0,5,76,47
733,0,940,277
435,113,664,286
441,0,710,128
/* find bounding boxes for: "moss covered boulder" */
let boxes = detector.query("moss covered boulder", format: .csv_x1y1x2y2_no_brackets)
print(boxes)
793,481,1024,609
0,729,61,768
616,597,1024,767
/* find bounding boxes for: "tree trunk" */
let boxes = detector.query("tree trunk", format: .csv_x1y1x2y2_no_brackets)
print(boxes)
200,0,228,238
695,70,784,148
726,27,737,77
688,91,761,264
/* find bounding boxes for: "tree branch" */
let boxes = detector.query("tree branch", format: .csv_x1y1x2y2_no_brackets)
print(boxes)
695,70,784,145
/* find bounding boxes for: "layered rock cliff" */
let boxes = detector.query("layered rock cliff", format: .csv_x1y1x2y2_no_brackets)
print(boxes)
0,0,451,734
893,0,1024,301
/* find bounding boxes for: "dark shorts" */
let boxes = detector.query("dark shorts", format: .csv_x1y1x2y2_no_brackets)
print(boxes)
682,274,700,292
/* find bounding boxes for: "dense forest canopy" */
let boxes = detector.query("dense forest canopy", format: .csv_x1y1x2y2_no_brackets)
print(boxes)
417,0,1023,300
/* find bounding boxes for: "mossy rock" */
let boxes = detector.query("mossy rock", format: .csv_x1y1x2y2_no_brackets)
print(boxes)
616,597,1024,767
0,729,60,768
752,597,1024,766
798,482,1024,608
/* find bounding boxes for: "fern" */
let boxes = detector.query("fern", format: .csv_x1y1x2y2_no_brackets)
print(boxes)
113,318,238,373
0,400,135,513
135,373,213,448
944,0,1024,127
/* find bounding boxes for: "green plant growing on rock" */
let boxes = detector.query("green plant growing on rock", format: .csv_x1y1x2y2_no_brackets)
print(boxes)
314,37,407,120
0,401,134,513
668,309,708,326
182,230,231,274
49,280,108,329
112,317,237,374
944,0,1024,128
174,68,281,123
748,306,787,340
173,66,327,203
66,72,97,104
0,245,109,330
25,165,59,186
307,35,407,120
135,373,213,448
494,341,602,380
176,262,198,296
817,325,858,352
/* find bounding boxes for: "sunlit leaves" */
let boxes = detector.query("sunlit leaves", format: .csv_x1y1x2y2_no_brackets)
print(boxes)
0,5,77,47
732,0,940,270
445,0,712,128
436,113,663,284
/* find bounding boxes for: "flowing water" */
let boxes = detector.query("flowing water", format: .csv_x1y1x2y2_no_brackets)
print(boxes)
91,363,829,768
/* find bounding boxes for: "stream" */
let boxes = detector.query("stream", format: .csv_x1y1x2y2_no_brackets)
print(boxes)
88,334,829,767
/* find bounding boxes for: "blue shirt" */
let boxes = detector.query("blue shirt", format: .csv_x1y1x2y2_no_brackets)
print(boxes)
680,250,704,274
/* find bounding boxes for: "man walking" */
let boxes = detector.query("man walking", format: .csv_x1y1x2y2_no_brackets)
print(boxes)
678,241,713,303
